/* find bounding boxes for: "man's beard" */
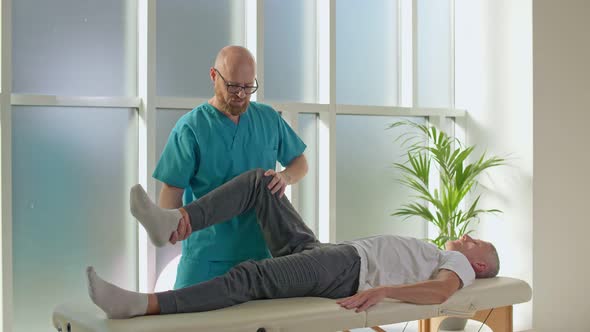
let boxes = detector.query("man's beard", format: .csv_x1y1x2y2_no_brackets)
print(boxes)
220,98,249,116
214,85,249,116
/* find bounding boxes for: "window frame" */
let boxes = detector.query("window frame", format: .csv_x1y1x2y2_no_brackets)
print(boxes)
0,2,462,330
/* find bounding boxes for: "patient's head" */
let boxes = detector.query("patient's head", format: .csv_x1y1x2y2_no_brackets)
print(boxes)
445,234,500,278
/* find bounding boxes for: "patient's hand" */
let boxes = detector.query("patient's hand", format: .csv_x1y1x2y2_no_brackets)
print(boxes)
336,287,389,312
169,212,191,245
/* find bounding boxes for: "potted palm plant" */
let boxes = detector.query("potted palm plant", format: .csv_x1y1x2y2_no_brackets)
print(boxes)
389,120,505,330
390,120,504,248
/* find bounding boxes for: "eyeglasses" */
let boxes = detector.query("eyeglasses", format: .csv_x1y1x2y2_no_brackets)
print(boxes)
214,68,259,95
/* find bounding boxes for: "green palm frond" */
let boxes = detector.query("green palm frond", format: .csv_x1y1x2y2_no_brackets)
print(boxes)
389,121,505,249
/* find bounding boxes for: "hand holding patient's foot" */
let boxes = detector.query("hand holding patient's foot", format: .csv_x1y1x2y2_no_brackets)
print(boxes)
87,266,148,319
130,184,183,247
169,211,192,244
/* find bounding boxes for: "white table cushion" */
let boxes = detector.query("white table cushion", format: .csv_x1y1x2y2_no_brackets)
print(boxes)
53,297,365,332
53,276,532,332
365,276,532,327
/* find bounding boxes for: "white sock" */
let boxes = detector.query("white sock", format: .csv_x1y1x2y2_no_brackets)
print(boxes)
86,266,148,319
130,184,182,247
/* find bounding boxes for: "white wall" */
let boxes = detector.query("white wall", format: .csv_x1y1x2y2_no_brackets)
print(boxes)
455,1,533,330
533,1,590,331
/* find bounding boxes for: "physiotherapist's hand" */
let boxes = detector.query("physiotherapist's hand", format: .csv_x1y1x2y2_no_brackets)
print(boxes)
264,169,290,198
169,213,192,245
336,287,389,312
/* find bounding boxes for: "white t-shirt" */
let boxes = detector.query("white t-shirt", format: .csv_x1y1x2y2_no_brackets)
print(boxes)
345,235,475,291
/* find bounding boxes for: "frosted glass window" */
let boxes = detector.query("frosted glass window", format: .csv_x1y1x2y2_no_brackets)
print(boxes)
154,108,190,283
335,115,426,242
12,0,134,96
12,106,138,332
417,0,451,107
297,113,318,234
264,0,317,103
336,0,398,106
157,0,244,97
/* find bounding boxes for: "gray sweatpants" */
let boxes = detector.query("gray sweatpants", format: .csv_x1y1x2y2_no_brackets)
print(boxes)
156,169,361,314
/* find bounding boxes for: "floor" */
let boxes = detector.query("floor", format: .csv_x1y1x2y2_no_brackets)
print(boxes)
348,320,494,332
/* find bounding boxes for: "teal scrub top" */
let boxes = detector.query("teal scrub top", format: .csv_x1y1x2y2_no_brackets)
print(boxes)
153,102,306,289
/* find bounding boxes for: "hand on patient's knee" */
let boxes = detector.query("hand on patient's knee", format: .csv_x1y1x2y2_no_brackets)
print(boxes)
263,169,289,198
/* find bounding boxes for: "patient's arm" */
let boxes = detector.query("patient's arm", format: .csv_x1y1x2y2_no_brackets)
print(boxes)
337,269,461,312
384,269,461,304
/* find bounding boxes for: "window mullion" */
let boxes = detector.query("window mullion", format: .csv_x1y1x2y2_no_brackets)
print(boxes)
1,0,14,329
137,0,157,293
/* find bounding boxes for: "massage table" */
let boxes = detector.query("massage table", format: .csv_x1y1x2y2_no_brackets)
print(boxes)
53,276,531,332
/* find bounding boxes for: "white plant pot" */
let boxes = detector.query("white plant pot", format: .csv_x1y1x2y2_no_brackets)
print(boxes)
439,317,468,331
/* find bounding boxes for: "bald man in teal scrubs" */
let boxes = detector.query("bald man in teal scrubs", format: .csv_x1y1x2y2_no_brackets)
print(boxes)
153,45,308,289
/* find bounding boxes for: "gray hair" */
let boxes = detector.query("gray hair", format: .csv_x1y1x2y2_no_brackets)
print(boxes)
477,243,500,278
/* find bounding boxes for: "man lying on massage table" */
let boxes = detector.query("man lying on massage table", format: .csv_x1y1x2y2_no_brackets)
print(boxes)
87,168,500,319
